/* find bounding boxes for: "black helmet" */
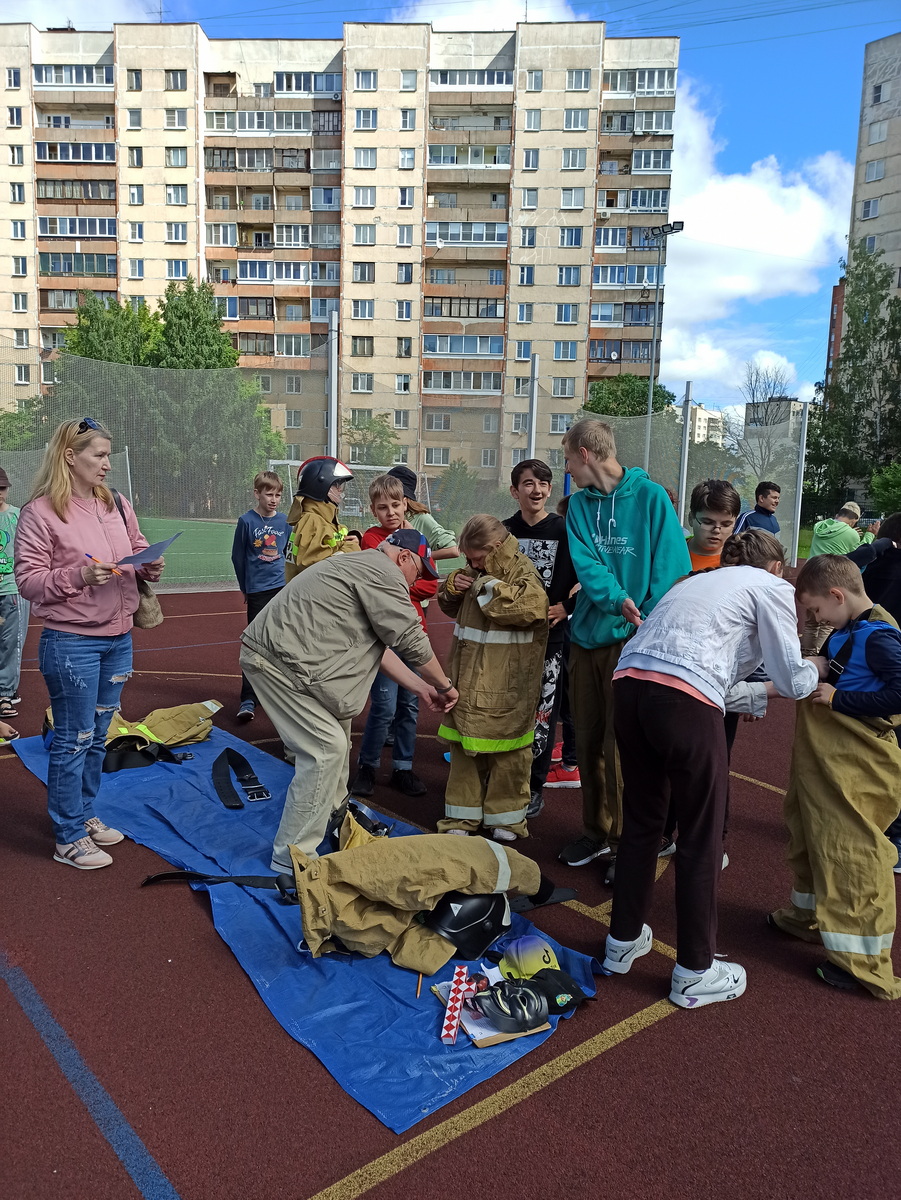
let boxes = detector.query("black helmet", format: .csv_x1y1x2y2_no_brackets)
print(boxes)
471,979,549,1034
295,456,353,502
423,891,511,960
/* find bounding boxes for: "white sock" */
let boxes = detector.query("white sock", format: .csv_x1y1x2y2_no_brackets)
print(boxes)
673,962,712,980
607,933,639,949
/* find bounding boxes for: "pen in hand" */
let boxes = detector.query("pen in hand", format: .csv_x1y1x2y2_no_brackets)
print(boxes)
85,554,122,577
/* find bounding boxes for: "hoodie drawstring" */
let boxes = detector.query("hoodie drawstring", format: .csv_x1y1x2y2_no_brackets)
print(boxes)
595,489,618,545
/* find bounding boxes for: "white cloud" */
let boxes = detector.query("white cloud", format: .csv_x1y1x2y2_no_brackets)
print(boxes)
390,0,584,32
4,0,150,29
661,80,853,404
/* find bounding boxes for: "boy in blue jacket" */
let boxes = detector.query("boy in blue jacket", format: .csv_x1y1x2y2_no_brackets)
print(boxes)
560,418,691,870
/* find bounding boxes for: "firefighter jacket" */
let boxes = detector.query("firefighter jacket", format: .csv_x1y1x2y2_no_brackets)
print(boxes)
284,496,359,583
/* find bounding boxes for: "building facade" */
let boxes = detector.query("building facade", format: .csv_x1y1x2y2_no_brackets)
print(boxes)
0,20,678,483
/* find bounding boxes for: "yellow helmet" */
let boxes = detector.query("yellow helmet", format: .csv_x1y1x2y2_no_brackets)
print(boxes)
497,935,560,980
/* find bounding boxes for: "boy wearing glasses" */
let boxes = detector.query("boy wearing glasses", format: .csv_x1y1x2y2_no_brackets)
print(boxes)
686,479,740,572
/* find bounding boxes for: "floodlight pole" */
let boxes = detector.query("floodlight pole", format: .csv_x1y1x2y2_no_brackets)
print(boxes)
327,308,339,458
643,221,683,474
527,352,539,460
676,381,692,526
790,399,810,569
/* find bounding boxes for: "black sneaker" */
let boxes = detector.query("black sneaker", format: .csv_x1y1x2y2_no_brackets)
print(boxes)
816,961,859,991
350,763,375,797
390,769,426,797
526,792,545,818
658,837,676,858
558,835,610,867
603,856,617,887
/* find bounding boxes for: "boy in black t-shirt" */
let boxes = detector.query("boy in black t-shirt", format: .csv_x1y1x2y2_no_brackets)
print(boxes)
504,460,579,815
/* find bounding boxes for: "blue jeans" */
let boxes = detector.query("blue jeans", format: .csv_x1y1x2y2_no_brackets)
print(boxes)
358,671,418,772
39,629,133,845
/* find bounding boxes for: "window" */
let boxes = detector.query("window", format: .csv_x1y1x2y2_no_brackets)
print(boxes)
872,83,890,104
166,146,187,167
868,121,887,145
604,68,676,95
355,108,378,130
596,227,628,248
311,298,338,319
523,148,539,171
524,109,541,131
33,65,115,86
166,222,188,242
633,149,672,172
557,266,581,286
481,449,496,468
865,235,877,253
425,447,450,466
353,261,375,282
11,220,25,239
552,378,575,399
274,71,341,94
164,109,187,129
9,145,23,165
556,304,579,323
397,262,413,283
124,109,140,130
630,188,669,211
634,110,674,133
36,141,115,162
865,160,885,183
394,409,410,429
512,412,530,433
395,374,411,393
554,341,578,360
522,189,538,209
479,412,496,434
129,259,144,279
10,183,24,203
561,188,584,209
165,69,187,90
7,107,22,127
564,109,589,131
128,147,143,168
7,68,21,88
354,186,376,207
355,147,377,169
399,148,415,170
520,227,536,248
429,269,456,284
519,266,535,286
862,199,880,220
352,373,374,392
253,82,272,98
355,70,378,91
423,334,503,356
167,260,188,279
354,224,376,245
351,336,373,356
352,299,374,319
562,148,586,170
426,412,452,431
424,298,505,318
38,217,118,238
401,69,417,90
127,69,142,90
591,301,624,323
276,334,311,357
206,223,236,245
13,293,27,311
166,184,188,205
515,340,531,361
285,376,303,394
400,109,416,131
549,412,574,434
42,328,67,349
516,303,533,324
13,329,28,348
559,228,583,248
423,371,501,393
15,365,30,386
397,225,413,246
397,301,412,320
12,257,26,275
285,407,305,428
488,269,505,285
398,186,414,208
526,70,543,91
567,69,591,90
397,337,412,357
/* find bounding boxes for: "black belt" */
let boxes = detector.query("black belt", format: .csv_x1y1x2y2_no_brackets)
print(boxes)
141,869,298,903
211,748,271,809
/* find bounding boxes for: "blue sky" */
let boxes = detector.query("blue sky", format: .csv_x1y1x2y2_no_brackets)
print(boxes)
11,0,900,408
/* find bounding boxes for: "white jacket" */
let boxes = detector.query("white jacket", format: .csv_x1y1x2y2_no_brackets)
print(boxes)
617,565,818,714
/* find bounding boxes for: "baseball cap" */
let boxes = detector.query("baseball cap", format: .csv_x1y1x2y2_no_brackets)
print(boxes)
496,935,561,980
842,501,862,518
385,529,438,579
387,464,418,500
0,468,9,489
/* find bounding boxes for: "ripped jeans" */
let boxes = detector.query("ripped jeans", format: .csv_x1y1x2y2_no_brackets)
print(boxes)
38,629,133,845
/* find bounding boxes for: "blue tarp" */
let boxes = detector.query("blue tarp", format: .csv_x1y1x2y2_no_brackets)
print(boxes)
14,729,598,1133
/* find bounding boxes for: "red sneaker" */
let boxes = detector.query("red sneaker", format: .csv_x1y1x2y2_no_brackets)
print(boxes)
551,741,563,763
545,763,581,789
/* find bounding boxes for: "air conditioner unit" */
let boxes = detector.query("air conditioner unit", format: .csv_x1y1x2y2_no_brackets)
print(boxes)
598,210,610,220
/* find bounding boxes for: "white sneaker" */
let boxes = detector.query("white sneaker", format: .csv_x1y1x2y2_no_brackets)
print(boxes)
84,817,124,846
722,851,729,870
54,836,113,870
669,959,746,1009
603,924,653,974
491,828,517,842
444,829,469,836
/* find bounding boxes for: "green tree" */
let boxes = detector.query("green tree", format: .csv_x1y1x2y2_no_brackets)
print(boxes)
869,463,901,515
149,278,238,369
62,291,161,366
430,458,484,532
586,373,676,417
341,412,399,466
0,396,42,451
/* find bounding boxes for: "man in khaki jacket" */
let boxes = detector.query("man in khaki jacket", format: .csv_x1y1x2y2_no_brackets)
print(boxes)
241,531,457,871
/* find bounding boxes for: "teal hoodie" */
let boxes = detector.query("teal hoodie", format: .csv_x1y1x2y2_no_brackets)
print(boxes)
566,467,692,649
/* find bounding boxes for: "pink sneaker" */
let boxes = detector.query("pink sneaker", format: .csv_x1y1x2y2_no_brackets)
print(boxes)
84,817,124,846
545,763,581,789
54,836,113,870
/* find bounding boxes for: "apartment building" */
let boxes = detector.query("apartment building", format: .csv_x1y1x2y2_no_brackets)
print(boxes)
688,402,722,446
829,31,901,377
0,20,678,483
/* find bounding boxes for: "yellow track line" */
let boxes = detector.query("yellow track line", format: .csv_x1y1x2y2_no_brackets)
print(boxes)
308,999,677,1200
729,770,786,796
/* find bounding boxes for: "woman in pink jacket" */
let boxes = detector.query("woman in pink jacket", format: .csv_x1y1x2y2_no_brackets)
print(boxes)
15,418,164,870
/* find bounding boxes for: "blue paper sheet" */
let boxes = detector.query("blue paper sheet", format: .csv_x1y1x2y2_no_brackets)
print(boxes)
14,729,598,1133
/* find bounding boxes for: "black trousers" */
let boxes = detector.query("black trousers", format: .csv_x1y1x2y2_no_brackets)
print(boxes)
611,678,728,971
664,710,739,841
240,587,282,704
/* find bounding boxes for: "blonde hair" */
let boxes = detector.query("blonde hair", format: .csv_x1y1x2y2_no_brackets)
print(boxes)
562,417,617,461
720,529,785,571
31,419,114,521
253,470,283,494
369,474,405,503
796,554,865,599
458,514,508,555
404,497,430,515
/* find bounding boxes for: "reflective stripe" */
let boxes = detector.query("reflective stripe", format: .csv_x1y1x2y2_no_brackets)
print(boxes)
135,724,163,744
453,626,534,645
445,803,483,820
484,837,511,893
439,724,534,753
476,578,498,609
482,806,529,827
820,930,894,955
791,889,816,911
